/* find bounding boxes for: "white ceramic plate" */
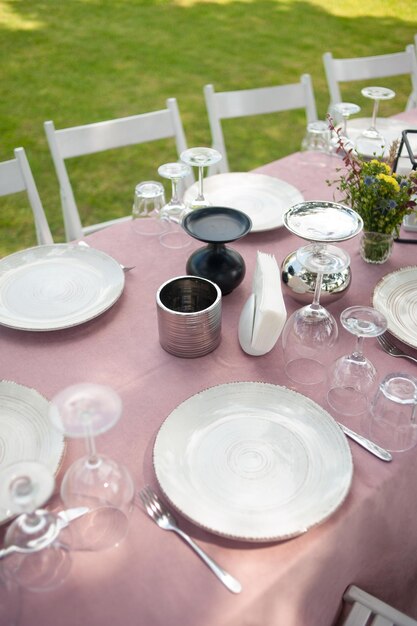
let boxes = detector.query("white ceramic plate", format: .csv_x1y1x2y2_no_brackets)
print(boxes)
184,173,304,232
0,380,65,524
0,244,125,331
153,382,352,541
345,117,417,161
373,266,417,348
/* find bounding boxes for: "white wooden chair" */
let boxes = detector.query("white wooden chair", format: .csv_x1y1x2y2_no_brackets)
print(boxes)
44,98,194,241
204,74,318,174
0,147,53,246
323,45,417,112
339,585,417,626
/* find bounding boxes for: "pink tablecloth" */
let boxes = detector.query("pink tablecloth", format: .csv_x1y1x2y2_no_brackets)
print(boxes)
2,138,417,626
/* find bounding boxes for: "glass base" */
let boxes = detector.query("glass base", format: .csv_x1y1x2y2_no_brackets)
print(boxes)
327,386,368,416
285,358,326,385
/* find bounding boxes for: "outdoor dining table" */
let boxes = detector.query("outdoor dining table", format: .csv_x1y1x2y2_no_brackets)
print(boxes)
1,109,417,626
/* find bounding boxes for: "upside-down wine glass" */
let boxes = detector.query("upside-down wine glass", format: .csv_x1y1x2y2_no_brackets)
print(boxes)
158,162,192,249
355,86,395,156
327,306,388,416
49,383,135,551
331,102,361,148
281,201,363,386
0,461,72,591
180,147,222,209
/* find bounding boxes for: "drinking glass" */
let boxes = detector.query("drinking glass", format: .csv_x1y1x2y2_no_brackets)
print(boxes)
0,461,72,591
327,306,388,416
180,147,222,209
158,162,192,249
0,568,20,625
301,120,331,153
131,180,167,236
368,373,417,452
281,242,350,385
355,86,395,156
50,383,135,551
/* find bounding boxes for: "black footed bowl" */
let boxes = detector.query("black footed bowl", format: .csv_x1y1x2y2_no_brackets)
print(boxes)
183,207,252,295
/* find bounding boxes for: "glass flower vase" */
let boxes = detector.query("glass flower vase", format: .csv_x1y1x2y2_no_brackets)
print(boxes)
359,231,394,264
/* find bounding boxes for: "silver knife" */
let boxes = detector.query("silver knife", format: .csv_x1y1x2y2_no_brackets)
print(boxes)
337,422,392,462
0,506,90,559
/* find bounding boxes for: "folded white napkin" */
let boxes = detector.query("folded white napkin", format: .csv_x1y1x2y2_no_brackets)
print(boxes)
238,251,287,356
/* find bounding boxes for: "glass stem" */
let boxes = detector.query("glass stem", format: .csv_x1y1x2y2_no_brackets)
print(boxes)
311,272,323,309
170,178,179,205
370,99,380,131
196,165,204,200
352,335,365,361
85,423,98,465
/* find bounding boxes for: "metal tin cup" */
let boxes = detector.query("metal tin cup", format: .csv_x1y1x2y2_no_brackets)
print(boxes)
156,276,222,358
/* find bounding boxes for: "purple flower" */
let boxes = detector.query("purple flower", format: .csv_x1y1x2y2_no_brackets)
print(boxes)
364,176,374,185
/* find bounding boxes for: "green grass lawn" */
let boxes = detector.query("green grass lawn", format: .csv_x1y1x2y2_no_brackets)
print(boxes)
1,0,416,255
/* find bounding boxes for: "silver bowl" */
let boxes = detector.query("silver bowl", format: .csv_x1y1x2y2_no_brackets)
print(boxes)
281,250,351,304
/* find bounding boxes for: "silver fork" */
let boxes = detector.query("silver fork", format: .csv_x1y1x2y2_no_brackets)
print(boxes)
139,486,242,594
377,333,417,364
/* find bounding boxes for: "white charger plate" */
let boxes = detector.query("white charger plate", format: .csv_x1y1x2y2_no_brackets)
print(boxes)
0,380,65,524
184,173,304,232
345,117,417,161
153,382,352,542
0,244,125,331
373,266,417,348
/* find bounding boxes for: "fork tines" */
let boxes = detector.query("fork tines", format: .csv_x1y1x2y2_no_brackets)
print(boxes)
139,485,164,517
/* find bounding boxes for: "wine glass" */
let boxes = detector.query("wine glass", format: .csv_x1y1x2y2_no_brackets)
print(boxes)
180,147,222,209
131,180,167,236
331,102,361,145
355,86,395,156
49,383,135,551
0,461,72,591
281,243,350,385
0,568,20,625
281,201,363,386
327,306,388,416
158,162,192,249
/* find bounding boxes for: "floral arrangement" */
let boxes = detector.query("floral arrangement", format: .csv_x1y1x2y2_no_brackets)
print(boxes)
327,118,417,237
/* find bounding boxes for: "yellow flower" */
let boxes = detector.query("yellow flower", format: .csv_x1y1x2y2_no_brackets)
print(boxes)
370,159,391,174
376,173,400,191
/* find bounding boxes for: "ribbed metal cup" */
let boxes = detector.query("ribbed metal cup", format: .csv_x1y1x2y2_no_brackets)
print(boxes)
156,276,222,358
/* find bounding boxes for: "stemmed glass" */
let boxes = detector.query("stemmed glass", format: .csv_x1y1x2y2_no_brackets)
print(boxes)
355,86,395,155
180,147,222,209
158,162,192,249
0,461,72,591
327,306,388,416
281,243,350,385
282,201,363,386
49,383,135,551
331,102,361,147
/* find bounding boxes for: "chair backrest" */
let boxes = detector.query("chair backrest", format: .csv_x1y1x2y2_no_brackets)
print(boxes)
0,147,53,246
44,98,194,241
339,585,417,626
204,74,318,174
323,45,417,111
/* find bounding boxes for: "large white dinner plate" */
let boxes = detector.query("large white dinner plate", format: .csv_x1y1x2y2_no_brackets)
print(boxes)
0,244,125,331
0,380,65,524
345,117,417,162
153,382,353,542
373,266,417,349
184,173,304,232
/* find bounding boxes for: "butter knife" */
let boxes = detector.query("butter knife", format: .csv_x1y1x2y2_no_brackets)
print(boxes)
337,422,392,462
